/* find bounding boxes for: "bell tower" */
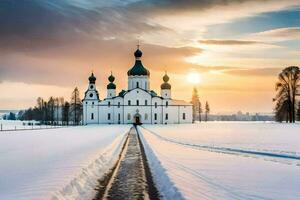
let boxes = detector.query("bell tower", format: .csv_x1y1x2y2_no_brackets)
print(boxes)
161,72,171,99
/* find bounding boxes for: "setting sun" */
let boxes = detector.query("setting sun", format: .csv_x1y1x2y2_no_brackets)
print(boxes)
187,72,201,84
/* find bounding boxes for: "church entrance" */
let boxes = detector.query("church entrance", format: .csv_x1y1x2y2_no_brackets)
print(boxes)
134,113,142,125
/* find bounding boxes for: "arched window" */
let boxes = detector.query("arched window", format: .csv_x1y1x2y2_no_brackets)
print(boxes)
183,113,186,120
91,113,94,120
154,113,157,120
108,101,111,107
136,82,139,88
137,100,139,106
145,113,148,120
118,102,120,108
165,113,168,120
145,100,148,106
155,102,157,108
108,113,111,120
128,100,131,106
127,113,131,120
166,101,168,107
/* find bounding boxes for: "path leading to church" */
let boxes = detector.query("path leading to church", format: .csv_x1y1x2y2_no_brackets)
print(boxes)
95,127,160,200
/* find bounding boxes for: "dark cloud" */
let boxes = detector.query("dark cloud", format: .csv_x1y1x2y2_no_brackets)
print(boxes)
0,0,284,53
199,39,261,45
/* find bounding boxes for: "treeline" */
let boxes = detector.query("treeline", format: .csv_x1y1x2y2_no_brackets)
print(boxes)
274,66,300,123
191,87,210,122
18,87,82,125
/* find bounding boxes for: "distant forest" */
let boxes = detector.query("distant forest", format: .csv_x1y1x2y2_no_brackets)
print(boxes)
16,87,82,125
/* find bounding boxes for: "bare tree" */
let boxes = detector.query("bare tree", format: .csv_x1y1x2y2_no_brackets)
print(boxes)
48,97,55,125
205,101,210,122
297,101,300,121
191,87,200,122
70,87,82,125
274,66,300,123
198,101,203,122
62,101,70,125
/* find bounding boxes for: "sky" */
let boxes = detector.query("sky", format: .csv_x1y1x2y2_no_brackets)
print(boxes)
0,0,300,113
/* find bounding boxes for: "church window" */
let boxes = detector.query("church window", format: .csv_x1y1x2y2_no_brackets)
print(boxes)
183,113,186,120
128,100,131,106
154,113,157,120
145,113,148,120
118,113,121,121
118,102,120,108
91,113,94,120
166,101,168,107
155,102,157,108
137,100,139,106
165,113,168,120
136,82,139,88
108,113,111,120
145,100,148,106
127,113,131,120
92,102,94,105
89,93,93,98
108,101,111,107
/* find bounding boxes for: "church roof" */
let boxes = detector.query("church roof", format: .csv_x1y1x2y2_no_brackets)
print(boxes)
127,48,150,76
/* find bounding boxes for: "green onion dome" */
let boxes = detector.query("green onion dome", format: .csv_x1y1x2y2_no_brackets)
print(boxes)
127,48,150,76
107,82,116,89
89,72,96,84
108,74,115,82
107,73,116,89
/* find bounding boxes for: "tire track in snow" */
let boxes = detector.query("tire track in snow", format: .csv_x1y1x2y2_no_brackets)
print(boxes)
141,127,300,166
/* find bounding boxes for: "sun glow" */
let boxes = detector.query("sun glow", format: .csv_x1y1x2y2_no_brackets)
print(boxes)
187,72,201,84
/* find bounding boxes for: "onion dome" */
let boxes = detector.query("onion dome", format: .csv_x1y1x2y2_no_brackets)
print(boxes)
127,47,150,76
107,72,116,89
134,48,143,58
161,72,171,90
89,72,96,84
108,73,115,82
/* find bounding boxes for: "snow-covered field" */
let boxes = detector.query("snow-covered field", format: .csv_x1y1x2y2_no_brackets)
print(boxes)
0,120,53,131
139,122,300,200
0,125,130,200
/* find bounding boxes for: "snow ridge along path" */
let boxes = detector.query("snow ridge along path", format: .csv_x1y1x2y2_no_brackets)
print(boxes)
97,127,160,200
141,126,300,166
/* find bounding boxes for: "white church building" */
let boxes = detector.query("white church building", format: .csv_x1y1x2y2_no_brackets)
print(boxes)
82,47,193,125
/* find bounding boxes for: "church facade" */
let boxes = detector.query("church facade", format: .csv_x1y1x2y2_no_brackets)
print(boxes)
82,47,193,125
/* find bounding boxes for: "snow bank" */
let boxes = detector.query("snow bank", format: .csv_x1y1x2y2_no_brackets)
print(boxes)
140,123,300,200
0,125,130,200
137,127,184,200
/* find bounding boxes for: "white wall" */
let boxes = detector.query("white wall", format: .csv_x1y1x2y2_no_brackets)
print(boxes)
128,76,150,90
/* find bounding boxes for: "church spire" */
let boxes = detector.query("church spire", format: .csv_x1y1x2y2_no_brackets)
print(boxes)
127,45,150,76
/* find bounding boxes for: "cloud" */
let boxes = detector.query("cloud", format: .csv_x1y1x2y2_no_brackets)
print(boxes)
224,67,281,77
251,27,300,42
199,39,261,45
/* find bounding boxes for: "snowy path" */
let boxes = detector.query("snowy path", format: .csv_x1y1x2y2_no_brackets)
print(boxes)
139,124,300,200
98,127,159,200
0,125,130,200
